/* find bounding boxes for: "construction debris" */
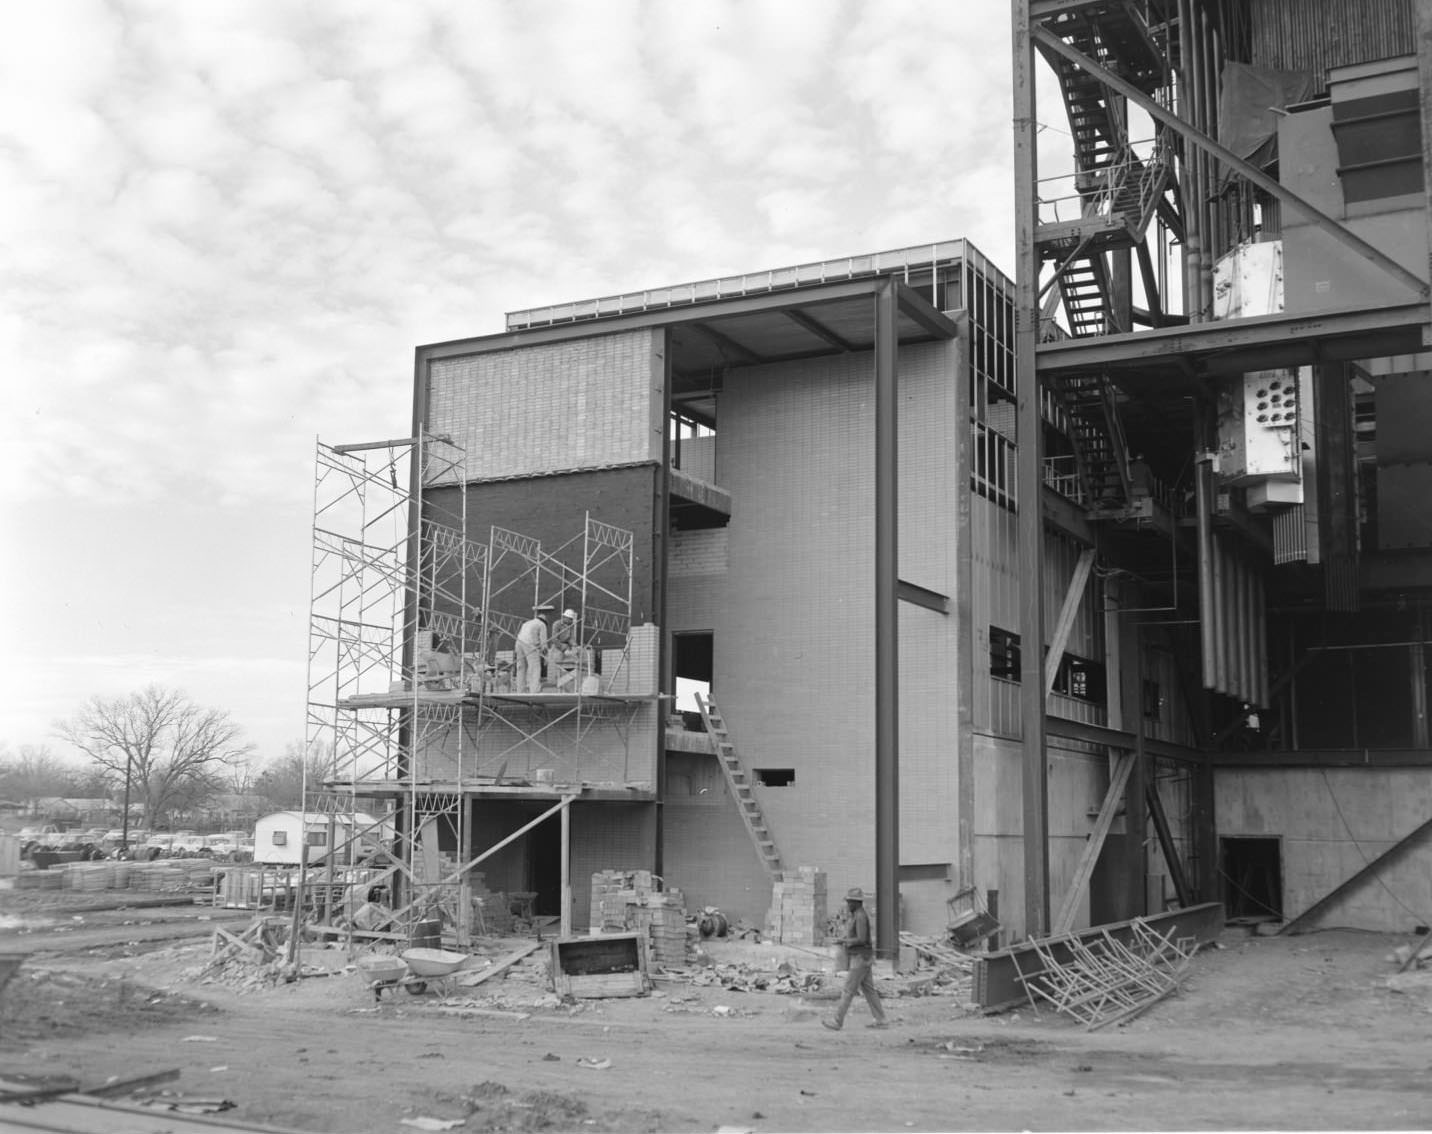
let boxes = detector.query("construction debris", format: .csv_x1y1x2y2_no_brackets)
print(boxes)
1011,917,1196,1030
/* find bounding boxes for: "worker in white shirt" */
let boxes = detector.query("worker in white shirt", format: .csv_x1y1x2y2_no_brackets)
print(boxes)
514,606,552,693
548,608,578,687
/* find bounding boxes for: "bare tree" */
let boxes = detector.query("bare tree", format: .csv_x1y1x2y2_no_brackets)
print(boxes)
0,744,78,802
56,687,254,828
252,738,337,810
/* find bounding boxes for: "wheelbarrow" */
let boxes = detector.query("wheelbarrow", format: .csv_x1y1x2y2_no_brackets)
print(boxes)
399,948,470,996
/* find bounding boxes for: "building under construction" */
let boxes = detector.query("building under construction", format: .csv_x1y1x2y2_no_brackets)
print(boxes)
304,0,1432,955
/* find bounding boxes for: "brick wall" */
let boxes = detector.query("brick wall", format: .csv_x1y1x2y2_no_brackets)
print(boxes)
668,528,728,577
426,329,664,481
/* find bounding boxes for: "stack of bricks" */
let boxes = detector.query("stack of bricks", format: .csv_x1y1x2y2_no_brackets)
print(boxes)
589,869,687,966
590,869,658,931
469,873,517,936
626,890,687,967
765,866,827,946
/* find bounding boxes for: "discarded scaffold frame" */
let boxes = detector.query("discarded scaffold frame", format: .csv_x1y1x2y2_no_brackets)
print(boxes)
1011,916,1196,1030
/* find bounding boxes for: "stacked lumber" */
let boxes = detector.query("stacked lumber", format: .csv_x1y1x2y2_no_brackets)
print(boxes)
765,867,827,946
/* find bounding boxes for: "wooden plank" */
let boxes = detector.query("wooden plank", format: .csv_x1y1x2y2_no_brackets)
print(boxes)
1053,751,1136,934
457,940,542,990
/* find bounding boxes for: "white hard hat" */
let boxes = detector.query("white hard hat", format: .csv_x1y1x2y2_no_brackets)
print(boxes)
563,608,577,619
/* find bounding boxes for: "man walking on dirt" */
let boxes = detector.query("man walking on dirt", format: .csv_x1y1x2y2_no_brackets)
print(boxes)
823,887,888,1031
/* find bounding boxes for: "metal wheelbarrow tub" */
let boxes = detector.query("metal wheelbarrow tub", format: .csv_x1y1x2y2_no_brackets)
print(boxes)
400,948,469,978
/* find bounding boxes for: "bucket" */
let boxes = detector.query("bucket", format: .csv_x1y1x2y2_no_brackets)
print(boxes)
581,674,601,695
411,917,442,950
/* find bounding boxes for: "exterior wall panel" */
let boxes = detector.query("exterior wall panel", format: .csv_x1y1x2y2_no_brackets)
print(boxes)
426,329,663,481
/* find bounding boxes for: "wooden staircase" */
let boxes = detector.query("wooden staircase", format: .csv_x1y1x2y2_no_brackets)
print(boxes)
693,692,783,879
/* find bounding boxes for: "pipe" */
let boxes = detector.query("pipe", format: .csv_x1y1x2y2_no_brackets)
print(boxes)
1195,419,1217,688
1211,533,1226,695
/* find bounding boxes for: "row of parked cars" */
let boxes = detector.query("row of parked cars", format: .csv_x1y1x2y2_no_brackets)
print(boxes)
16,826,256,862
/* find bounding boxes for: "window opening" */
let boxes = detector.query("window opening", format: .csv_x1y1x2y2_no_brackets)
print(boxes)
754,769,795,787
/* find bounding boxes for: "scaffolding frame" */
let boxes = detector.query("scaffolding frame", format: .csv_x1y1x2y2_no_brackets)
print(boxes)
305,436,650,944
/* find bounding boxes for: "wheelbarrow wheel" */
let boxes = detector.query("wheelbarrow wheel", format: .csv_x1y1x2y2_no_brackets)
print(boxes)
404,980,428,995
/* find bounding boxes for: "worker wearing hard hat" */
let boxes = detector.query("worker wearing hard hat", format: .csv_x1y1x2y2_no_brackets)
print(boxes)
514,606,552,694
548,608,579,689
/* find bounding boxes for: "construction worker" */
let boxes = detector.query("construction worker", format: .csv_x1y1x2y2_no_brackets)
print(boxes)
514,606,551,693
548,608,578,687
822,887,888,1031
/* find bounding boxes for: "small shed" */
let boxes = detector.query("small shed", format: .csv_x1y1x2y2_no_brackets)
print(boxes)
252,811,388,866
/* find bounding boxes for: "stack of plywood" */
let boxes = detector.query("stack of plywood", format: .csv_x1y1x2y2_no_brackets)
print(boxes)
766,866,827,946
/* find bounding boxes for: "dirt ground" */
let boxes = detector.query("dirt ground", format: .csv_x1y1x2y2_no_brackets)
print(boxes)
4,887,1432,1133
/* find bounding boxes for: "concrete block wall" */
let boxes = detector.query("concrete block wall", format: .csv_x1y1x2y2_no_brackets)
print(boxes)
425,329,664,482
660,340,961,936
1216,767,1432,932
669,528,728,578
415,699,658,789
673,434,717,482
662,751,772,927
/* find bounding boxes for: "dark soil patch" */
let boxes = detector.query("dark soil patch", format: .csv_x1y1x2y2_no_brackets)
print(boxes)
0,966,219,1049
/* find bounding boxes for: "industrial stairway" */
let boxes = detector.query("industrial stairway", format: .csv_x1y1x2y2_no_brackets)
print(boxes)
1037,4,1171,332
1055,372,1133,509
693,691,784,879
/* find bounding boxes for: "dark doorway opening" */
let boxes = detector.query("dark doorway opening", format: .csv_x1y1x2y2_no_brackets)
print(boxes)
674,630,713,730
1221,836,1283,920
528,811,563,918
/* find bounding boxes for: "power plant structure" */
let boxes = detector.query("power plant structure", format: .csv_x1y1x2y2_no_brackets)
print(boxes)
298,0,1432,960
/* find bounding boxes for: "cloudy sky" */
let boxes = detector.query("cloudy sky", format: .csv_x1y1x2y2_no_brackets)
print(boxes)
1,0,1055,772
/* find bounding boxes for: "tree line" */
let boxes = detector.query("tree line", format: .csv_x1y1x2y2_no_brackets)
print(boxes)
2,685,333,827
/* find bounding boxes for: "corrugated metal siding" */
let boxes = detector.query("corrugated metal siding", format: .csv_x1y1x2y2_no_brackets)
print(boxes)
1247,0,1412,91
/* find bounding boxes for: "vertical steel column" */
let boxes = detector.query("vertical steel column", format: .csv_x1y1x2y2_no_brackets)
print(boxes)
1014,0,1050,937
953,313,976,887
560,796,572,938
874,278,900,963
1419,0,1432,330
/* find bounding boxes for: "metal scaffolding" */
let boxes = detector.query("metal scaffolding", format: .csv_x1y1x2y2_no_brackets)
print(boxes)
302,434,649,943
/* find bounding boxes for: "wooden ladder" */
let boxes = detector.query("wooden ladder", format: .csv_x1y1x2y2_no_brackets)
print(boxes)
694,691,783,879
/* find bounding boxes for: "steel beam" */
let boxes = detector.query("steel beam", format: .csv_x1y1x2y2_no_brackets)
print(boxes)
1015,0,1050,938
1031,25,1430,300
874,278,900,963
1280,815,1432,934
1045,547,1097,693
1052,751,1136,934
1038,304,1428,378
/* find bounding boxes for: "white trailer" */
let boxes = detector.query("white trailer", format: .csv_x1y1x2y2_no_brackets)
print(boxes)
252,810,388,866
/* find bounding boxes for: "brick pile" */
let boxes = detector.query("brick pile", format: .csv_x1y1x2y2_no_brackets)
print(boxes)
589,869,688,966
766,866,827,946
469,872,517,935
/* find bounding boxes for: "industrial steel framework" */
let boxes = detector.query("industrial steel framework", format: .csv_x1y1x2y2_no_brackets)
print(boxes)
1012,0,1432,937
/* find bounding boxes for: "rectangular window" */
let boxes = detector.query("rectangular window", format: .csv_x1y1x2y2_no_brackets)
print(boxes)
990,627,1021,681
1054,654,1107,703
306,830,327,847
754,768,795,787
1143,679,1163,721
271,830,287,846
